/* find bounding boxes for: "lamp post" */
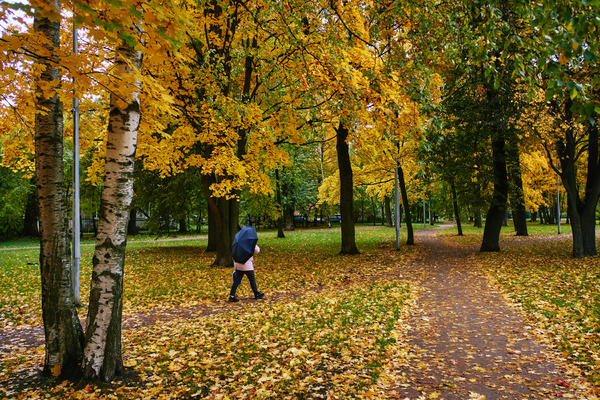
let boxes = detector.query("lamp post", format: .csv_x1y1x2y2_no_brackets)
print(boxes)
556,152,561,234
394,157,401,250
72,18,80,305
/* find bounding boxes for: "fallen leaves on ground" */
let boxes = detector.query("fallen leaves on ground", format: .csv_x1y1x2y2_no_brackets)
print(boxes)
2,281,411,399
0,228,413,329
475,238,600,387
2,225,600,399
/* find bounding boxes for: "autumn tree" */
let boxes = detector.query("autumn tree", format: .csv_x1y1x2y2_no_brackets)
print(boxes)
31,0,85,377
138,0,305,266
81,27,143,381
525,1,600,257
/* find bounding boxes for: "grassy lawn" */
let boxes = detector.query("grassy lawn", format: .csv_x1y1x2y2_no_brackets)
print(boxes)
0,226,417,329
2,222,600,397
1,225,420,398
438,221,571,245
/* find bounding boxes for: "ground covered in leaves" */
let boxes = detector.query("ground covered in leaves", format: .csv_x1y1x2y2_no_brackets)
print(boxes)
1,224,600,399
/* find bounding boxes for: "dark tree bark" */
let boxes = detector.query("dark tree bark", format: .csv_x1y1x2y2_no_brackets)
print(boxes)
507,141,528,236
22,178,40,237
284,206,295,231
480,134,509,252
336,123,359,255
206,202,217,252
178,218,188,233
397,165,414,245
530,211,537,222
558,105,600,257
451,182,463,236
275,169,285,238
539,205,547,224
202,173,234,267
34,2,84,378
127,208,138,235
384,196,393,227
473,210,483,228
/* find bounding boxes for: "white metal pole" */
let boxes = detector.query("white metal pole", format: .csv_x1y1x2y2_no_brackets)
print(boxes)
422,185,426,228
320,144,331,228
72,18,80,305
557,153,561,234
394,159,400,250
429,195,432,225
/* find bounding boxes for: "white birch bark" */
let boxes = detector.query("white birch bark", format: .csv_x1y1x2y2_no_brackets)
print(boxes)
82,37,143,381
34,0,84,378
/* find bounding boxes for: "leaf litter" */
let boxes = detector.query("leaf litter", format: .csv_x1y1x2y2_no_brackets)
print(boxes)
1,225,599,398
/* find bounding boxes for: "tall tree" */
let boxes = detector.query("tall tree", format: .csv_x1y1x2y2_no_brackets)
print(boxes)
33,0,84,378
552,97,600,257
526,0,600,257
82,31,143,381
397,164,414,245
336,122,359,254
507,140,528,236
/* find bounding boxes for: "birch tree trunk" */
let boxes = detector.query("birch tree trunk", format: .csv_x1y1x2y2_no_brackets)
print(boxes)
82,37,142,381
34,1,84,378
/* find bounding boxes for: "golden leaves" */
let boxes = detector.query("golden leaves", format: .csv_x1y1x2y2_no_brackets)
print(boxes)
50,364,61,377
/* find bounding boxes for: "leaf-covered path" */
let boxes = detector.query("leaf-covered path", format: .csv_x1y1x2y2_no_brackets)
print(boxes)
2,224,597,399
383,223,589,399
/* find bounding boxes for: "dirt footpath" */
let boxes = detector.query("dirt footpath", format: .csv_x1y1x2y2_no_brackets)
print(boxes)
383,224,592,399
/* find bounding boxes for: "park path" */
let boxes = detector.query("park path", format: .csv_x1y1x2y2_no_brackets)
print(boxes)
383,223,589,399
1,224,595,399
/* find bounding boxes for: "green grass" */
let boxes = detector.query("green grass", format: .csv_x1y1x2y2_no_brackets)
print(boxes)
0,225,416,399
438,220,571,245
3,221,600,398
0,225,416,328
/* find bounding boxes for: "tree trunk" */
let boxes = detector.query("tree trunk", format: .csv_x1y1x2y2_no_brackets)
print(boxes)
127,208,138,235
206,202,217,251
539,205,546,224
474,210,483,228
507,142,528,236
34,2,84,379
398,165,414,245
82,36,142,381
202,175,234,267
22,178,40,237
275,169,285,238
480,135,509,252
451,182,463,236
178,218,188,233
384,196,393,227
530,211,537,223
559,115,600,257
336,123,359,255
284,206,295,231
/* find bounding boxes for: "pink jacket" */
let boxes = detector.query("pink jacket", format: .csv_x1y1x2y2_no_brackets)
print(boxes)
234,245,260,271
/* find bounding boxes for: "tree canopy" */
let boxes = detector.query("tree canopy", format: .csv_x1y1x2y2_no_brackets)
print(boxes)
2,0,600,381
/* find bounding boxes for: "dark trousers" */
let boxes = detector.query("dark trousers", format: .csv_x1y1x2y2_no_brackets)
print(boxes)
230,270,259,297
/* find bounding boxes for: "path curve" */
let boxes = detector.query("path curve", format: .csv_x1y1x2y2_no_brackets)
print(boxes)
1,224,594,399
385,223,589,399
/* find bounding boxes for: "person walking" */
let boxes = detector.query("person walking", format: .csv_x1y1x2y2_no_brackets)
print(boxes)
229,244,264,302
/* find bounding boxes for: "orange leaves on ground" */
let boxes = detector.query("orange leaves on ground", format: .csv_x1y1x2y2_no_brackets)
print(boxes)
476,238,600,385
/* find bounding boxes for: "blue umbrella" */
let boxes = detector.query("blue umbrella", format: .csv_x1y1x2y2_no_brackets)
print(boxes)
232,226,258,264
